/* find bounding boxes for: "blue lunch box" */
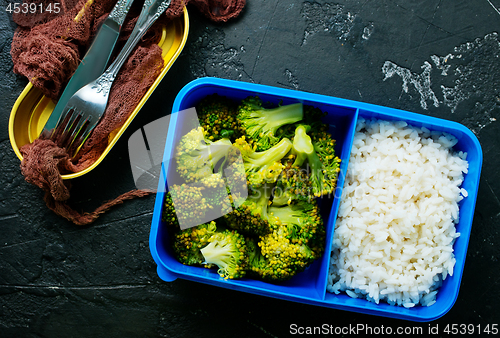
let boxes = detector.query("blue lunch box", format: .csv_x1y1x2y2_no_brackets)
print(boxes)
149,77,482,322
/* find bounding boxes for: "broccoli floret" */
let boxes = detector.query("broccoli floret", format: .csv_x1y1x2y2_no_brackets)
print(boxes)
176,127,233,183
274,124,340,202
256,226,316,282
245,236,268,277
277,105,329,140
311,129,340,169
237,96,303,151
200,229,248,279
172,221,217,266
268,200,323,245
243,201,326,282
197,172,229,205
223,182,274,237
272,154,314,206
268,200,326,260
222,149,249,196
291,125,341,198
233,136,292,189
196,94,243,141
162,189,179,227
162,184,212,231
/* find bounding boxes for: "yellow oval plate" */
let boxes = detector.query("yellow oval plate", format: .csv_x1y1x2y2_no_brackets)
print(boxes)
9,7,189,180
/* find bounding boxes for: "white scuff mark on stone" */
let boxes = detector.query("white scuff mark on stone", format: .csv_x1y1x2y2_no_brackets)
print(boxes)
301,2,356,45
382,33,500,134
189,27,250,81
431,54,454,76
362,22,374,40
283,69,299,89
441,85,469,113
382,61,439,110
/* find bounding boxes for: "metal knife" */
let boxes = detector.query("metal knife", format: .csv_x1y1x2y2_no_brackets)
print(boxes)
40,0,135,139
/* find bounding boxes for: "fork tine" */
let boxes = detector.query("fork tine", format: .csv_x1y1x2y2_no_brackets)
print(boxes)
46,107,70,140
51,108,86,151
49,103,98,158
51,108,76,147
68,119,94,157
65,111,91,149
62,111,84,147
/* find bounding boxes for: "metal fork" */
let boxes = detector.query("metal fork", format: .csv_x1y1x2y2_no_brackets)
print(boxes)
53,0,172,157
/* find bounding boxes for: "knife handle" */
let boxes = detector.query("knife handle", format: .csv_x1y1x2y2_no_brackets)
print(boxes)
107,0,136,27
99,0,172,82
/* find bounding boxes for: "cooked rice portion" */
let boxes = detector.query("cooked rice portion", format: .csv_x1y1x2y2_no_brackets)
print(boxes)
327,117,469,308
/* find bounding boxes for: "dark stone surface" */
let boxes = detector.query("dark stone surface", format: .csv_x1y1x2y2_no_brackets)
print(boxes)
1,0,499,337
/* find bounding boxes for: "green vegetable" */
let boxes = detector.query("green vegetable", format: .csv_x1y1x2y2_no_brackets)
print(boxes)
233,136,292,189
162,184,212,230
196,94,243,141
272,154,313,206
240,199,326,282
237,96,303,151
268,200,324,247
291,125,341,198
163,94,339,283
256,226,316,282
200,229,248,279
176,127,233,183
277,105,329,140
223,182,274,237
172,221,217,266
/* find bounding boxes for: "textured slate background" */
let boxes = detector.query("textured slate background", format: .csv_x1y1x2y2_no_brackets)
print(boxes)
1,0,499,337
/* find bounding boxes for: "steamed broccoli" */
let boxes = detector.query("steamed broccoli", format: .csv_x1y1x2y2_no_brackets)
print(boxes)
162,176,235,232
311,129,339,170
245,236,267,278
222,182,274,237
268,200,323,245
176,127,233,183
200,229,248,279
197,172,228,199
223,190,326,282
291,125,341,198
162,184,212,231
239,204,325,282
276,105,327,139
272,154,313,206
163,94,337,284
162,183,246,276
241,200,326,282
237,96,303,151
172,221,217,266
256,226,316,282
233,136,292,189
223,147,249,190
274,122,340,202
196,94,243,141
270,200,326,259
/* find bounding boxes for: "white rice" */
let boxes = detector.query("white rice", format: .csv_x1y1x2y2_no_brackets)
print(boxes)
327,117,469,308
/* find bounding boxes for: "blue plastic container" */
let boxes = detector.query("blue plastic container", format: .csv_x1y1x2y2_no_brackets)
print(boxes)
149,77,482,321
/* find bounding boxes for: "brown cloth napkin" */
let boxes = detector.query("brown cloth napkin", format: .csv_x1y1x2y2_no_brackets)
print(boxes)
11,0,245,225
